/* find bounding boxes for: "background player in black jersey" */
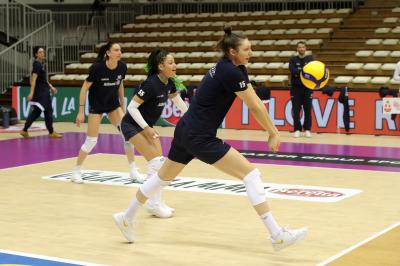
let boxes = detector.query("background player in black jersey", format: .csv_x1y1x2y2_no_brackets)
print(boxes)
113,26,307,251
71,42,144,183
20,46,63,138
120,48,188,218
289,41,314,138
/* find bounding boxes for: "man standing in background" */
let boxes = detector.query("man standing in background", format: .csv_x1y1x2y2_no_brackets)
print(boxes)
289,41,314,138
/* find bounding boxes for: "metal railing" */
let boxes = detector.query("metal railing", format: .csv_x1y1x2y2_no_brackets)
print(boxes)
51,9,134,45
0,21,54,94
0,0,51,48
0,0,55,94
120,0,359,15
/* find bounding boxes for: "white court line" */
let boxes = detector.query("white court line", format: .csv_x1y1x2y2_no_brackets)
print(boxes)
0,248,107,266
316,221,400,266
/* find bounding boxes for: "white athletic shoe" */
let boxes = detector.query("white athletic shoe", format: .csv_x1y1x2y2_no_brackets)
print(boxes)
293,130,301,138
113,212,134,243
161,201,175,213
146,202,173,218
305,130,312,138
129,168,146,183
71,170,83,184
270,227,307,251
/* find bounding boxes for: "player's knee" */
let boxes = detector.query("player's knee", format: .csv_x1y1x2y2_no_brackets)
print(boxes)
124,141,133,149
81,136,98,153
148,156,165,172
243,168,266,206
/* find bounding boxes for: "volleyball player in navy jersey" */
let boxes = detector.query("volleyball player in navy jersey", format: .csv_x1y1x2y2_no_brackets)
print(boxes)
72,42,144,183
20,47,62,138
119,48,188,218
113,26,307,250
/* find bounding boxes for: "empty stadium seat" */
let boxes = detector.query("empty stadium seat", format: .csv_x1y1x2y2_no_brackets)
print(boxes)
375,28,391,34
366,39,383,45
381,63,397,70
371,76,391,84
383,17,398,23
253,75,271,82
352,76,372,84
321,9,335,14
269,75,288,82
334,76,354,83
266,62,284,69
345,63,363,70
263,51,280,57
382,39,398,45
363,63,382,70
278,51,294,57
307,9,322,15
390,51,400,57
249,63,268,69
356,50,374,57
373,50,390,57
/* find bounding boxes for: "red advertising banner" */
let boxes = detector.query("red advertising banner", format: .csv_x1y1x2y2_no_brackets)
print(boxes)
224,90,400,136
14,85,399,135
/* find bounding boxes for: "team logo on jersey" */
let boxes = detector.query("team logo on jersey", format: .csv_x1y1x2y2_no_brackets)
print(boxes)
138,89,145,97
117,75,122,80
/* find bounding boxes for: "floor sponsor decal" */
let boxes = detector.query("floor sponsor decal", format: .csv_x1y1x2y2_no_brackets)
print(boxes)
43,170,362,203
240,150,400,168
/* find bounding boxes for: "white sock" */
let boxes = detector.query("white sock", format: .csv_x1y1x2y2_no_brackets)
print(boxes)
140,173,170,198
147,191,161,206
73,165,82,173
261,212,282,239
129,162,138,172
124,197,142,221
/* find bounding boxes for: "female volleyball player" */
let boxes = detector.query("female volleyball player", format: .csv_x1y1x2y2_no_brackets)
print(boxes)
119,48,188,218
113,26,307,251
20,47,62,138
72,42,144,184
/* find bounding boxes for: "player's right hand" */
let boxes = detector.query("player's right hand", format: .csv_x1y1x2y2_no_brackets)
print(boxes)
143,126,159,143
75,112,84,127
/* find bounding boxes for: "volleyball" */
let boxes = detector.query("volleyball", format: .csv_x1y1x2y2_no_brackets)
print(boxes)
300,61,330,90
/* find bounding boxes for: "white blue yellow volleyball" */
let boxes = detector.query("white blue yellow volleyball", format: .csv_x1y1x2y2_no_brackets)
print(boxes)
300,61,330,90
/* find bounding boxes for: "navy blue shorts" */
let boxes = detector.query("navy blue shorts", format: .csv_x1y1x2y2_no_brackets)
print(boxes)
168,120,231,165
120,118,143,141
89,105,119,115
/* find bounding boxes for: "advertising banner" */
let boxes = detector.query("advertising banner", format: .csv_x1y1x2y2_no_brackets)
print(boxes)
12,86,400,135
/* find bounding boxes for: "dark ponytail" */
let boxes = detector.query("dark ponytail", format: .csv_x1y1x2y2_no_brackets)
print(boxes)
144,48,169,76
96,42,116,62
215,25,247,56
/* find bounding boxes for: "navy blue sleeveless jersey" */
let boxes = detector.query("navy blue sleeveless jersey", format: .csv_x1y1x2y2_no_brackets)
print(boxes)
181,57,249,135
31,60,51,107
86,60,127,112
123,74,177,127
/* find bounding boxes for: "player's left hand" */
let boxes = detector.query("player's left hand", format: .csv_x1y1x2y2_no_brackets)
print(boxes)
268,134,280,153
